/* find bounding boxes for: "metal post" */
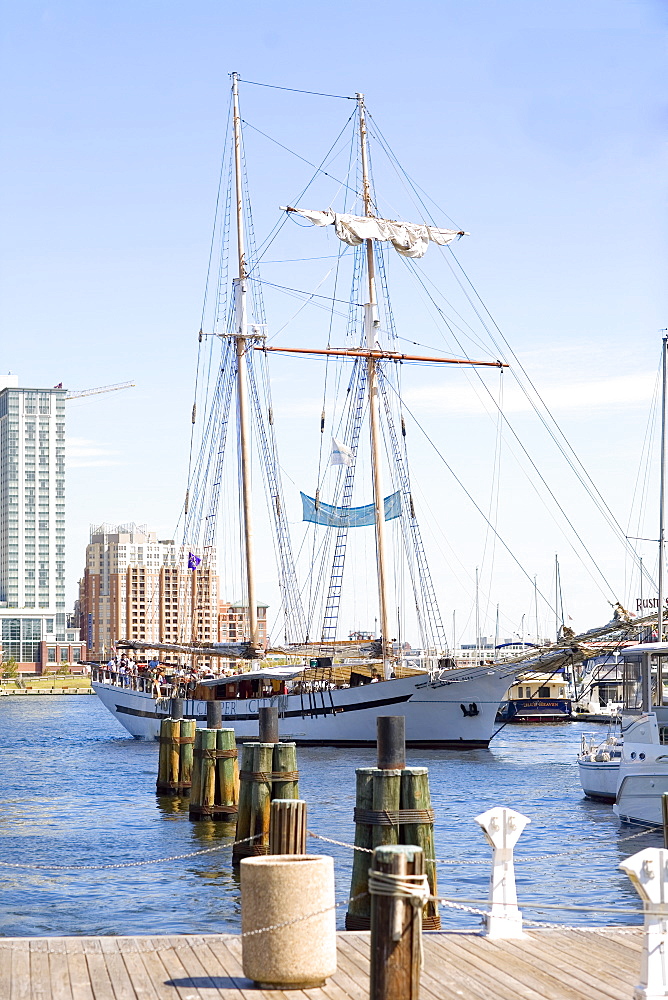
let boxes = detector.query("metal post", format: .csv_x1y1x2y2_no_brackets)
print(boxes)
259,705,279,743
207,700,222,729
376,716,406,770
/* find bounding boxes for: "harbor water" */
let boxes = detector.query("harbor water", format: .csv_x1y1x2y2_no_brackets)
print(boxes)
0,695,654,936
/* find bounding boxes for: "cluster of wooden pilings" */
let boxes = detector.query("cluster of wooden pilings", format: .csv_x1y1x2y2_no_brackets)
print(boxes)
156,716,196,794
346,716,440,931
233,735,300,861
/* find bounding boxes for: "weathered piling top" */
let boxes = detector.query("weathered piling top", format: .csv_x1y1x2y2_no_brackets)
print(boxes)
0,928,642,999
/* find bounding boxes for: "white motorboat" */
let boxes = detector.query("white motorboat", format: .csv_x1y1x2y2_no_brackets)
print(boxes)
577,730,622,802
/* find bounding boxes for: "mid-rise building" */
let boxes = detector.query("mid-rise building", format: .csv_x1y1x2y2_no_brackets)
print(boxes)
218,600,268,646
0,376,84,672
79,523,218,660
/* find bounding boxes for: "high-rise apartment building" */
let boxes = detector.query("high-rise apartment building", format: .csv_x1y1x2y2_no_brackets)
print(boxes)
79,523,218,660
218,601,268,645
0,376,83,671
0,377,66,612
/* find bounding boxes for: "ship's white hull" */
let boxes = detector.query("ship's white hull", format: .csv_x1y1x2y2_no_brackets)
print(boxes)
614,770,668,825
92,668,513,747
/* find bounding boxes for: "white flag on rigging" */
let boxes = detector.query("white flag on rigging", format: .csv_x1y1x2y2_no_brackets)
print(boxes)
330,437,354,468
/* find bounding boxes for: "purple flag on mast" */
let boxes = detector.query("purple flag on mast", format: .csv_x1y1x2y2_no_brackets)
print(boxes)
188,552,201,570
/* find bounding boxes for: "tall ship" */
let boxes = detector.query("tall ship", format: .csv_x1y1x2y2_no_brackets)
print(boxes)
92,75,629,745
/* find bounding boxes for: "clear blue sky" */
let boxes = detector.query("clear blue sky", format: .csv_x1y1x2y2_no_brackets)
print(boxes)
0,0,665,643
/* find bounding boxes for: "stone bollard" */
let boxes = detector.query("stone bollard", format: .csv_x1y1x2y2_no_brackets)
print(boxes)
240,855,336,989
475,805,530,939
619,847,668,1000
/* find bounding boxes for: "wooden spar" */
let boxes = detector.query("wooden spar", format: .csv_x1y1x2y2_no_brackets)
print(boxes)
231,71,259,652
659,332,667,643
358,91,392,679
254,344,507,367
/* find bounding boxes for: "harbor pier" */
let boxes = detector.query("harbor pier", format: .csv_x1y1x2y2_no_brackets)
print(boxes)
0,928,645,998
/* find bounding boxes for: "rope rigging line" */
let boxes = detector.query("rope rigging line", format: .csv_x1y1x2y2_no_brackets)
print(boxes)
363,106,648,590
382,381,569,618
247,108,358,271
238,77,356,101
240,118,359,196
401,256,620,605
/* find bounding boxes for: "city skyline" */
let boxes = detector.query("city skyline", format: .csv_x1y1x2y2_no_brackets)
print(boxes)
1,1,665,646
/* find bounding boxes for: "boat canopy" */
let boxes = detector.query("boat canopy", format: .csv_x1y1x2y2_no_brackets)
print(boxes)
199,664,318,687
281,207,466,259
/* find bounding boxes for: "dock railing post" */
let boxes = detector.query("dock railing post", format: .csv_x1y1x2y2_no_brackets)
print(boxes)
475,806,530,939
369,844,427,1000
619,847,668,1000
269,799,307,854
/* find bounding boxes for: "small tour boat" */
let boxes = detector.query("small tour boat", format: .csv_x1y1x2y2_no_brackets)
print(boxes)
496,670,572,723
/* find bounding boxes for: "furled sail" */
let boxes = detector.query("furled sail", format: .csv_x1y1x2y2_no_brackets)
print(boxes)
282,207,467,259
301,490,401,527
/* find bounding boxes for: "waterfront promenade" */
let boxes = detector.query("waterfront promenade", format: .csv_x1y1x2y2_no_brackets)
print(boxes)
0,928,643,999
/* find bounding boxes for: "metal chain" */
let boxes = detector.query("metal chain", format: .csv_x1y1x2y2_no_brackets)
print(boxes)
0,834,264,871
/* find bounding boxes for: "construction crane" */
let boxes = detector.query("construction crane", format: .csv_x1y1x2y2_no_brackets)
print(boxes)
64,381,135,400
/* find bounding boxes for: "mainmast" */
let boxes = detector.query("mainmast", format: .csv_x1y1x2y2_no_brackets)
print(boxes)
357,92,392,677
659,334,667,642
232,72,259,652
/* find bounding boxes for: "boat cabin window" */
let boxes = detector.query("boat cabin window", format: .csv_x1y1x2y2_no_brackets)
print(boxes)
538,686,550,698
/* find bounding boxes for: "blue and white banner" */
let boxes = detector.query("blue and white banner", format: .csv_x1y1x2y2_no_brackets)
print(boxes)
301,491,401,528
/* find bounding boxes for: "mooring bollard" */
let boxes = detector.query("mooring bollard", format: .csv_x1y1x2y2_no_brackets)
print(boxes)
369,845,427,1000
233,738,301,861
170,697,184,721
619,847,668,1000
269,799,307,854
259,705,279,743
475,805,530,939
207,700,222,729
241,855,336,989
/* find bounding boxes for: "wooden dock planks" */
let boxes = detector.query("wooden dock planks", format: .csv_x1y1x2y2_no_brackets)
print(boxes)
0,930,643,1000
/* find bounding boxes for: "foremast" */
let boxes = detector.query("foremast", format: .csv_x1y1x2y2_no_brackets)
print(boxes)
232,71,261,655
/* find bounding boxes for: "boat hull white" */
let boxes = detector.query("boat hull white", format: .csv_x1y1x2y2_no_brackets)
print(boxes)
92,669,513,746
613,771,668,825
577,760,619,802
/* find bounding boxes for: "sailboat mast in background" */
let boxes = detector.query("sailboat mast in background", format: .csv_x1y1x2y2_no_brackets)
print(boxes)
232,71,259,652
357,92,392,676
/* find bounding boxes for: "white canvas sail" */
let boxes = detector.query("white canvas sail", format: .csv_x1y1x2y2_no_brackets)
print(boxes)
282,207,467,258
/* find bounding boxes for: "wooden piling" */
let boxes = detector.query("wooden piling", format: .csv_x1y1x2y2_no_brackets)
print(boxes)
373,769,402,850
377,716,406,770
216,728,239,814
188,728,217,819
369,845,423,1000
272,741,299,799
233,743,257,860
269,799,307,854
249,743,273,855
400,766,440,930
178,718,196,789
345,767,375,929
156,718,182,794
